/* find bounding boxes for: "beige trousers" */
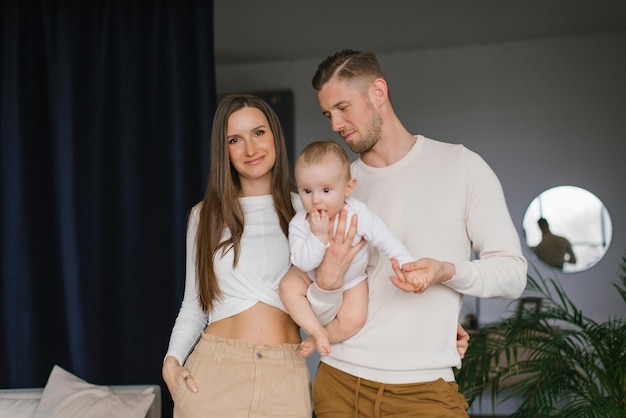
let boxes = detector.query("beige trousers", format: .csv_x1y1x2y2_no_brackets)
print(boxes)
173,333,312,418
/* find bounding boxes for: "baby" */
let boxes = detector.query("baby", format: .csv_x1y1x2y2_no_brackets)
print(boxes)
280,140,425,357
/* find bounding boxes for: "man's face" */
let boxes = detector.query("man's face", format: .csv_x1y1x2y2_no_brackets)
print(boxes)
317,78,382,154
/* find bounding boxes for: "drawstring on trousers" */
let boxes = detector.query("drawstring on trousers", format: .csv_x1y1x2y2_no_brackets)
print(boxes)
354,376,386,418
374,383,386,418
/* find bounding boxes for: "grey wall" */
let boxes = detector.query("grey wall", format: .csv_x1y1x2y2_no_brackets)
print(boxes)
217,32,625,325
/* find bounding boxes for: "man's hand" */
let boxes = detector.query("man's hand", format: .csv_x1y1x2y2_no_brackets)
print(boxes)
315,209,364,291
389,257,455,293
456,322,470,359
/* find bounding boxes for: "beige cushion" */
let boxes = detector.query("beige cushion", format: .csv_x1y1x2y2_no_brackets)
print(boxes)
33,365,154,418
0,397,40,418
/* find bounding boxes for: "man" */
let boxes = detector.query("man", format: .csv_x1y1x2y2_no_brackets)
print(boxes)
532,217,577,270
306,50,528,417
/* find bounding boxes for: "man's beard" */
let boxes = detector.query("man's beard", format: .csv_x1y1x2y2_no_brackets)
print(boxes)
347,110,383,154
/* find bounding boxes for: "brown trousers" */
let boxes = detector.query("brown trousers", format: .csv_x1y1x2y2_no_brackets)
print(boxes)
313,362,469,418
174,333,312,418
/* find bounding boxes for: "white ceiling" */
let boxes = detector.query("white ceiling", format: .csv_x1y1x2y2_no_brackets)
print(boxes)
214,0,626,66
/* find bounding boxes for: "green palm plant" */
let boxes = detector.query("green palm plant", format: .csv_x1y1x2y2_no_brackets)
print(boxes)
456,254,626,417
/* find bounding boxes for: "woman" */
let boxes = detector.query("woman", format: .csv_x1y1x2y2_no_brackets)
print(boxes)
162,94,311,417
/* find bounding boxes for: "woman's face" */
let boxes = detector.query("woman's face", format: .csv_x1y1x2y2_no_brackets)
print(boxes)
227,106,276,196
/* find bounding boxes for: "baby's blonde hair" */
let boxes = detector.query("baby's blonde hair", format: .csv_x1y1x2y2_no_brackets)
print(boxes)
296,140,351,180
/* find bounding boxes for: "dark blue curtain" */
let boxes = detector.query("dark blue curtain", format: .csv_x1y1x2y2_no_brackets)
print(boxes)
0,0,215,415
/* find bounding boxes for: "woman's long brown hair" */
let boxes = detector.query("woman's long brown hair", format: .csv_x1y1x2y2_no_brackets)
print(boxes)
195,94,295,312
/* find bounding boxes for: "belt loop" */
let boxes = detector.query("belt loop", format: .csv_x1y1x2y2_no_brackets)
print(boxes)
354,377,362,418
285,346,295,371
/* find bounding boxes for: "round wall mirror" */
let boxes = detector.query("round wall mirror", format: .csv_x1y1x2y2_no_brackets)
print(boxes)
522,185,612,273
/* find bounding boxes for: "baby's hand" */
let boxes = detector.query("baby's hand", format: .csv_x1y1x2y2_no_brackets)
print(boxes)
308,208,330,241
402,268,429,293
389,258,432,293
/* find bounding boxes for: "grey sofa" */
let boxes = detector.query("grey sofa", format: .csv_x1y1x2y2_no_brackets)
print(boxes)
0,385,161,418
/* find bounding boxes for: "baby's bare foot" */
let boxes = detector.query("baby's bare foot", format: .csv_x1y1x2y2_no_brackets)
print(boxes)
316,339,331,357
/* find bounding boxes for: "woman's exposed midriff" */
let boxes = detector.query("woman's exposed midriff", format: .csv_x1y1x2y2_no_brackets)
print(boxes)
204,301,302,345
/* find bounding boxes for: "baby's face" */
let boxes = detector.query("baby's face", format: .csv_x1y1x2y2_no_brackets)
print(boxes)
295,156,351,219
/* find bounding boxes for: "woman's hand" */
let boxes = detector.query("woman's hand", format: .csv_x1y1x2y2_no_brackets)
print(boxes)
162,356,197,398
